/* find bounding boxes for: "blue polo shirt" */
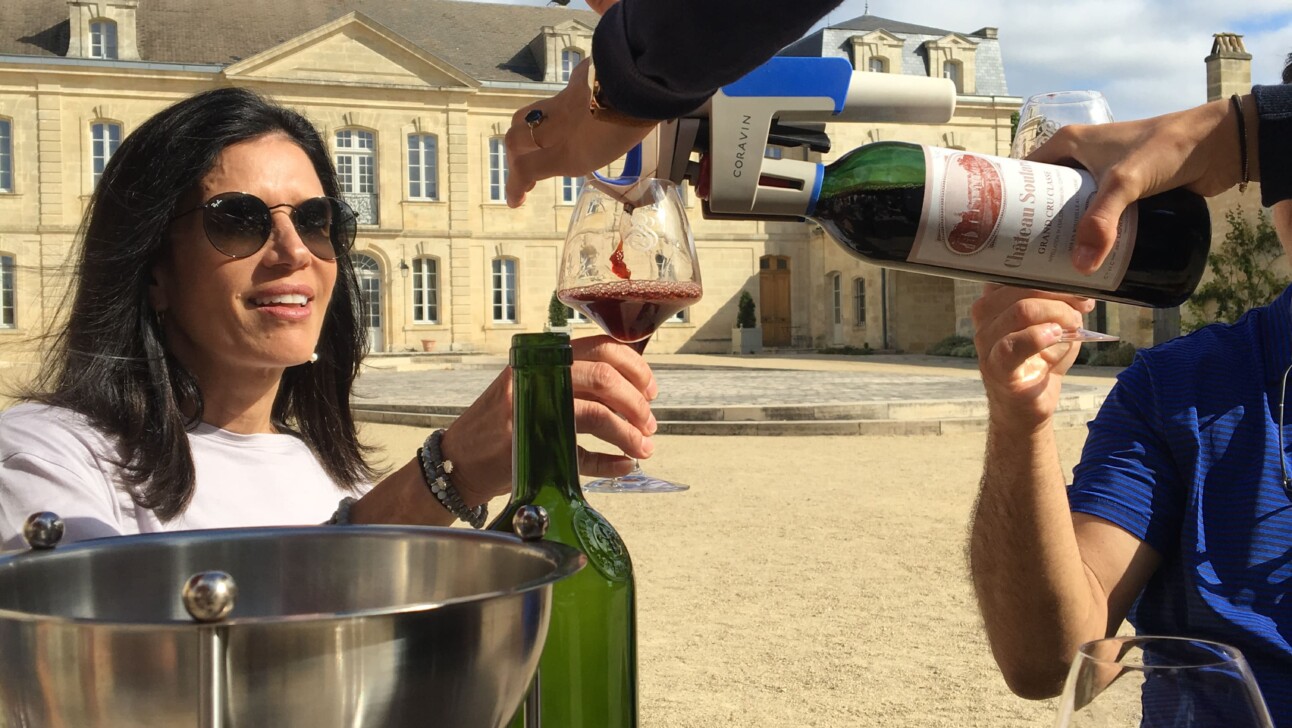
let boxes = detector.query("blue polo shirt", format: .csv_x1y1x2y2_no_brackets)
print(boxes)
1070,284,1292,722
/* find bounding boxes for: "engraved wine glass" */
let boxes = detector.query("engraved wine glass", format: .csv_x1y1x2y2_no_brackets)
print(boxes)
557,177,701,493
1012,90,1120,344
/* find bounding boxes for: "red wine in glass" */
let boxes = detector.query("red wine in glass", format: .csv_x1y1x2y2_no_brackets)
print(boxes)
558,280,704,346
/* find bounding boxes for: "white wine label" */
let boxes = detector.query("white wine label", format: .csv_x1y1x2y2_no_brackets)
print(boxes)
909,146,1136,291
573,508,632,582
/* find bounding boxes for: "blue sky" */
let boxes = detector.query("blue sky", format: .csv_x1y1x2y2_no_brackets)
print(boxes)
464,0,1288,122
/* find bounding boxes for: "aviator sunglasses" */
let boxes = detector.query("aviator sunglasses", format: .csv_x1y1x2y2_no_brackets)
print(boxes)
172,192,357,260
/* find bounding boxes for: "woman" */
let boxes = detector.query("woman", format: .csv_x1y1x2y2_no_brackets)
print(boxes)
0,87,657,550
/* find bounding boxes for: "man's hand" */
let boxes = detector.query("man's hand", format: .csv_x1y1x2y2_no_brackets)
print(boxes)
972,285,1094,432
1028,97,1248,273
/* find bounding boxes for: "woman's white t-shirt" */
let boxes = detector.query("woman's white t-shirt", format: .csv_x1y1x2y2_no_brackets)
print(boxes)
0,403,355,551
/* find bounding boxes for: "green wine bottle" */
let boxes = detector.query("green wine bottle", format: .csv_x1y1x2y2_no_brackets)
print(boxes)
806,142,1210,308
490,332,638,728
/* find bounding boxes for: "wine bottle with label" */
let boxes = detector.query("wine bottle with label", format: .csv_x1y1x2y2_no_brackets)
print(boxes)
803,142,1210,307
490,332,638,728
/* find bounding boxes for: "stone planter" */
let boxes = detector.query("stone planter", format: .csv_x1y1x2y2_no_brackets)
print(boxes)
731,327,762,355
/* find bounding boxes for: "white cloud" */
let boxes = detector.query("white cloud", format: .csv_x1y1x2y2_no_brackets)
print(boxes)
823,0,1287,120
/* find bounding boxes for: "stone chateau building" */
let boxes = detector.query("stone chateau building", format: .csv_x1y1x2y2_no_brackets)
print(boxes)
0,2,1247,356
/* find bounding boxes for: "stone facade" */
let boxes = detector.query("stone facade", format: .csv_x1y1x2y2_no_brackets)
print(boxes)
0,2,1025,357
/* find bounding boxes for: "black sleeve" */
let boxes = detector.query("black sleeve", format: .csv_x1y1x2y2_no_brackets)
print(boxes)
591,0,844,120
1253,84,1292,207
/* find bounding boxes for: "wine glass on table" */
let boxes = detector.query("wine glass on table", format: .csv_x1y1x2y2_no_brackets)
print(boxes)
1055,636,1273,727
557,177,701,493
1011,90,1120,344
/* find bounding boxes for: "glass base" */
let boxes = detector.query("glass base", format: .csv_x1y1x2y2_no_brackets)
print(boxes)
1059,327,1120,343
583,470,690,493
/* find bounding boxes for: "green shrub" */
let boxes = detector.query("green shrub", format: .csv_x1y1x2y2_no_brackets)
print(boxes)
735,291,757,329
1086,342,1137,368
929,335,975,357
817,345,874,356
547,292,568,328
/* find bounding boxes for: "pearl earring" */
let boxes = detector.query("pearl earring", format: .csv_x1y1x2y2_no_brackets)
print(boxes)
309,352,319,363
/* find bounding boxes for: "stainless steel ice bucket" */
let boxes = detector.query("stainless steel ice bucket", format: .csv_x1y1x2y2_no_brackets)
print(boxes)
0,521,583,728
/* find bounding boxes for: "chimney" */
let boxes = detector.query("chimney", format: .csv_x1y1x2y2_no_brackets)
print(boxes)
972,27,998,40
1205,33,1252,102
65,1,141,61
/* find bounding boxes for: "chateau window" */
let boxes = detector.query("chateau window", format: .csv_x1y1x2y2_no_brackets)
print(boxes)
560,49,583,83
489,137,508,202
853,278,866,326
561,175,585,204
943,61,963,93
0,255,16,328
412,257,440,324
407,134,439,200
492,257,517,323
91,122,121,187
335,129,377,224
0,120,11,192
89,20,118,59
868,57,886,73
831,273,843,325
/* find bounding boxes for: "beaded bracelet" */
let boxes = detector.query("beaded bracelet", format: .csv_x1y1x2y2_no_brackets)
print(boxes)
418,429,488,529
325,496,358,525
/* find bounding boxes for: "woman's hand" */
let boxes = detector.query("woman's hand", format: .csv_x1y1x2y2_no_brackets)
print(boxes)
440,335,657,503
504,59,655,208
972,285,1094,434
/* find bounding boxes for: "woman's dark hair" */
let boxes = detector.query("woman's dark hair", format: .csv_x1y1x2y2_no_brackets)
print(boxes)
28,86,375,520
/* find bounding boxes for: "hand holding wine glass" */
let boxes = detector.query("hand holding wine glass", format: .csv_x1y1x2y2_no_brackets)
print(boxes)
1011,90,1120,344
557,177,701,493
1056,636,1273,727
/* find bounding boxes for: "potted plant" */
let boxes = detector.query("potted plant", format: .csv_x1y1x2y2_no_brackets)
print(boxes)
546,291,573,337
731,290,762,355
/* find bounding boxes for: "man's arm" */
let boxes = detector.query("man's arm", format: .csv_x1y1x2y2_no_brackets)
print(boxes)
968,285,1160,698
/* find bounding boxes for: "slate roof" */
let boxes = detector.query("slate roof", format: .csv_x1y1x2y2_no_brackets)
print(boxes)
0,0,599,83
783,14,1011,97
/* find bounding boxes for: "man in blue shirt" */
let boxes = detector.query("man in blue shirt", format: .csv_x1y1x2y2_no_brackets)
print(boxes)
969,60,1292,722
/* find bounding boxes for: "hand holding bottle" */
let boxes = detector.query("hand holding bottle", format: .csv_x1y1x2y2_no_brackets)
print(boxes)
972,284,1094,431
1027,95,1254,273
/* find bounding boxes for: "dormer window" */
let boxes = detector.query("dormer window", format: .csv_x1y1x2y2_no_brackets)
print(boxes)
923,34,977,94
66,1,139,61
89,19,118,59
529,21,594,83
560,49,583,83
868,57,887,73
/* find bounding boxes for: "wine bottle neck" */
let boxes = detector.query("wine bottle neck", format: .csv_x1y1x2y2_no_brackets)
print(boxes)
511,335,584,505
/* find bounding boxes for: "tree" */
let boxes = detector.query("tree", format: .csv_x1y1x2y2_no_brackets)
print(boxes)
1184,208,1288,332
547,291,569,328
735,290,757,329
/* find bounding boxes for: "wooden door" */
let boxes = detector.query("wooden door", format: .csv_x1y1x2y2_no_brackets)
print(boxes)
759,255,792,347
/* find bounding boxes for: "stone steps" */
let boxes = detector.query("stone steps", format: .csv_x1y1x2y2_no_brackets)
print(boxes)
351,394,1103,436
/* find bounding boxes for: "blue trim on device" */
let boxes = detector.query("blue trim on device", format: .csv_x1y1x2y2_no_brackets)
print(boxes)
593,144,643,185
722,57,850,114
805,163,826,216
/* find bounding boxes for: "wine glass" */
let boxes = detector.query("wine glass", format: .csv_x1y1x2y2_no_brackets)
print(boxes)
557,177,701,493
1055,636,1274,727
1011,90,1120,344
